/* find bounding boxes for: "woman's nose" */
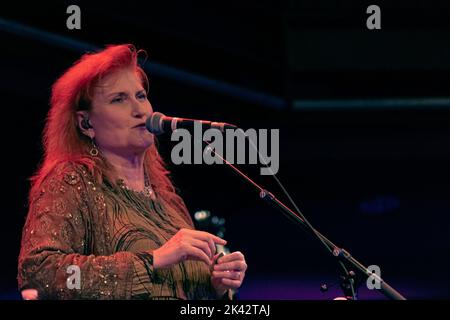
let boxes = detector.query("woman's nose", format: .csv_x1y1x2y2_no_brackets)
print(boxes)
132,108,146,118
131,99,151,118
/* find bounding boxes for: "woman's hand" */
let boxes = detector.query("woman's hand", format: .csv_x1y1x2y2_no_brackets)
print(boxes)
211,251,247,298
153,228,227,269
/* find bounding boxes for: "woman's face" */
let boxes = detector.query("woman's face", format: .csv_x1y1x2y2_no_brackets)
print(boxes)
80,67,154,156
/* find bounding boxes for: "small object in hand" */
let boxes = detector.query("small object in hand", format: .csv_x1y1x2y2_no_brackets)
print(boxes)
211,252,225,272
215,252,225,264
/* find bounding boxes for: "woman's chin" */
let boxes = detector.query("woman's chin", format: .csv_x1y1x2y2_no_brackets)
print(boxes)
133,137,154,152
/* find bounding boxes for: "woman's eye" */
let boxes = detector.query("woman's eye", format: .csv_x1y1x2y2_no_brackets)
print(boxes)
111,96,125,103
137,92,147,100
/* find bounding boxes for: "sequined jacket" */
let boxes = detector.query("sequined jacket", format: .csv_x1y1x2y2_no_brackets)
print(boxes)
18,162,219,299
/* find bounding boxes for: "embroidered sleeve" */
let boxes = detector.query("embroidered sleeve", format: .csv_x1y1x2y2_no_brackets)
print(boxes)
17,164,154,299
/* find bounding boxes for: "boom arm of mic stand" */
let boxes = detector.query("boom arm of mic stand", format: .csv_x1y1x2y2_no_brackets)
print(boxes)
203,141,406,300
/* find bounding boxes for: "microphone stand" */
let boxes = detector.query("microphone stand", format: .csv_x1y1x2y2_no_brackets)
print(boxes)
203,140,406,300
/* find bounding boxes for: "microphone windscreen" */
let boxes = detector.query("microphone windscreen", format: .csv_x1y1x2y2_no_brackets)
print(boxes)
146,112,165,135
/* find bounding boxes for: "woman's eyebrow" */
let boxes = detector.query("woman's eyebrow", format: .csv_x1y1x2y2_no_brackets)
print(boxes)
106,91,127,98
107,89,145,97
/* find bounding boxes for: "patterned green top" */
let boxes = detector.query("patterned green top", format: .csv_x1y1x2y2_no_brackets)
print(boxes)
18,162,218,299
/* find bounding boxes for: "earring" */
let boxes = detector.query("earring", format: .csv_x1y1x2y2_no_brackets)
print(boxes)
89,137,99,157
81,117,92,130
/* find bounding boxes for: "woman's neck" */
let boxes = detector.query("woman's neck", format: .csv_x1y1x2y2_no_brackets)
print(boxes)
101,149,146,191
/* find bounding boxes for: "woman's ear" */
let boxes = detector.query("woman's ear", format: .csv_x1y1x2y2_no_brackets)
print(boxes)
76,111,95,138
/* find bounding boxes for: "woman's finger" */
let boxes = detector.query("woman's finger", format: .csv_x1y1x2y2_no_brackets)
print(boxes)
191,230,227,246
190,238,213,260
220,278,241,289
214,260,247,272
212,270,242,280
184,245,211,266
216,251,244,264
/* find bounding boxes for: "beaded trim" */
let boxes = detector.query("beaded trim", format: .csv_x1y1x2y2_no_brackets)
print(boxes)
117,172,155,200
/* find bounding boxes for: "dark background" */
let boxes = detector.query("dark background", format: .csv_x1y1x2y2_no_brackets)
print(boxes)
1,0,449,299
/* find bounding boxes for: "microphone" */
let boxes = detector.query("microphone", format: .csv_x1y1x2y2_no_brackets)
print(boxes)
146,112,237,135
